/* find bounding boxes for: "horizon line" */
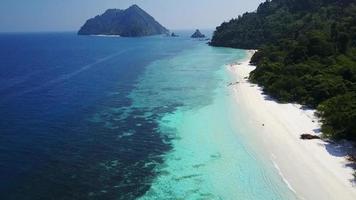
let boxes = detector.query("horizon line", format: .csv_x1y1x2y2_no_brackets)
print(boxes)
0,28,216,34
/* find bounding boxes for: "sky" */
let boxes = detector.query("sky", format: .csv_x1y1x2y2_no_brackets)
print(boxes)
0,0,264,32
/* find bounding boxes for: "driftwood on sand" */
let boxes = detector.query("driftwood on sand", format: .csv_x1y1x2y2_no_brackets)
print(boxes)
300,134,321,140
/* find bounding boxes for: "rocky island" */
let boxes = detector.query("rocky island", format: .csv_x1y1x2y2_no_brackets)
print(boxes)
171,32,179,37
191,29,205,38
78,5,169,37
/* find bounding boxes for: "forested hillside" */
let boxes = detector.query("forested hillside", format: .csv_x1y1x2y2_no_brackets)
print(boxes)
78,5,168,37
211,0,356,141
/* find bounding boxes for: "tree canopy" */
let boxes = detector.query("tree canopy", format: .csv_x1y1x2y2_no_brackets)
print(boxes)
211,0,356,141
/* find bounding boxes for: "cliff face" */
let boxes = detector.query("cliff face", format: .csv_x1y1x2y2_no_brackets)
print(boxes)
78,5,169,37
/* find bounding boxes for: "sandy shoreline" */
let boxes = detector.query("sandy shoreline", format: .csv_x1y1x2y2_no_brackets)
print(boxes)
90,34,121,37
229,51,356,200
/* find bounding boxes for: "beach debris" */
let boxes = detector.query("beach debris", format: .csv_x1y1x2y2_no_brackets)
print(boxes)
227,82,239,87
346,155,356,162
300,134,321,140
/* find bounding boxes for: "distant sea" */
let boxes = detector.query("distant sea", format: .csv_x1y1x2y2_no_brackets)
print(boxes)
0,31,296,199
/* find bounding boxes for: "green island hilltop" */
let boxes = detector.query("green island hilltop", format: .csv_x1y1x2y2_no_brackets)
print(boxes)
211,0,356,143
78,5,169,37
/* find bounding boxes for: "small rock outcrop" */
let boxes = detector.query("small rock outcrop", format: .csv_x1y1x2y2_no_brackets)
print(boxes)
191,29,206,38
171,32,179,37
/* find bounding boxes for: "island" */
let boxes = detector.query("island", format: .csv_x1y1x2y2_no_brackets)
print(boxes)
78,5,169,37
210,0,356,147
171,32,179,37
211,0,356,197
191,29,205,38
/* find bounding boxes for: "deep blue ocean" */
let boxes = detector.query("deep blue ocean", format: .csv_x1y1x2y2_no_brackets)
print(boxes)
0,32,296,200
0,32,200,199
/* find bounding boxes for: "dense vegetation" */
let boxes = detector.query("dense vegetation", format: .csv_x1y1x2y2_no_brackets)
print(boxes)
211,0,356,142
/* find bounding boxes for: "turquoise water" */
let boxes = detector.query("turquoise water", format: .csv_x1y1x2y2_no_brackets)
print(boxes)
128,44,297,199
0,32,297,199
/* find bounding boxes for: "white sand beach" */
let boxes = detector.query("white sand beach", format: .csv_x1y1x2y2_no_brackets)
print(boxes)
229,51,356,200
91,34,121,37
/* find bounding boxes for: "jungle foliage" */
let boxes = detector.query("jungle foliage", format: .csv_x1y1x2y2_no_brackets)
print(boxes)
211,0,356,141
